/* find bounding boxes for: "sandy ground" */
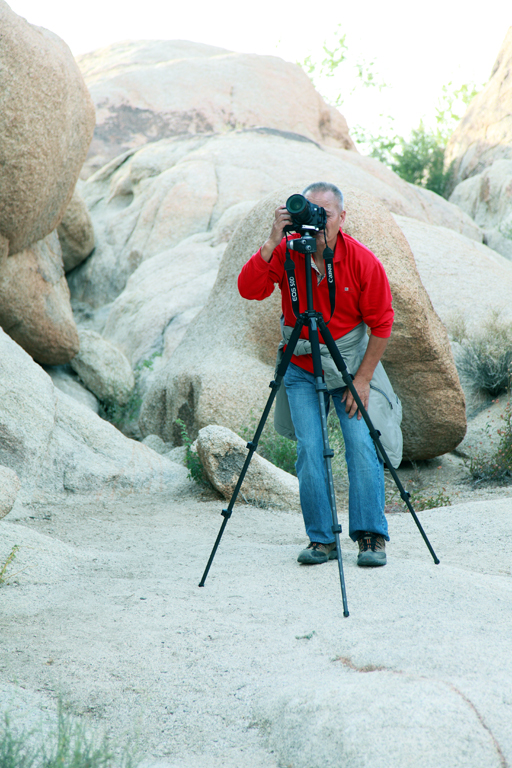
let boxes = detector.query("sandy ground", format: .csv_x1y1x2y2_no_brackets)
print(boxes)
1,454,512,768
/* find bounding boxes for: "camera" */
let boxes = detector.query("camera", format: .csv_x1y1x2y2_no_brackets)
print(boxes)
285,194,327,231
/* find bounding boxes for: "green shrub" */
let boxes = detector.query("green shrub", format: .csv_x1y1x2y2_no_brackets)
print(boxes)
385,484,451,513
99,352,162,435
0,713,35,768
0,705,134,768
444,310,468,345
302,28,481,201
390,123,450,197
326,408,348,490
99,391,142,431
239,409,298,476
452,311,512,397
239,404,347,483
409,488,452,511
0,546,20,586
469,401,512,484
174,418,210,487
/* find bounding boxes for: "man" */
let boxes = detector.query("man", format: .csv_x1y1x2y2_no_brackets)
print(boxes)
238,182,393,567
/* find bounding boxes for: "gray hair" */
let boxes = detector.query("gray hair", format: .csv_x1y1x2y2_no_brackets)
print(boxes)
302,182,344,211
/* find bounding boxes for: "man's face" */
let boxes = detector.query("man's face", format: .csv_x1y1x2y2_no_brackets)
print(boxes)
305,190,346,247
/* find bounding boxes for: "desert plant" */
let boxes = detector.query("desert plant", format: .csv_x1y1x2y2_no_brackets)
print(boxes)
238,404,347,484
300,28,481,199
0,546,20,586
0,713,36,768
174,418,209,486
453,311,512,397
41,708,114,768
239,409,298,476
99,352,162,434
298,24,386,110
385,484,451,513
326,408,348,491
390,123,449,196
469,400,512,484
444,310,468,345
409,488,452,511
99,390,143,431
0,704,134,768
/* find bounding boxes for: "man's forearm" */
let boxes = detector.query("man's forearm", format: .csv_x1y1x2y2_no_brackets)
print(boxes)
260,240,276,262
342,334,389,418
355,334,389,383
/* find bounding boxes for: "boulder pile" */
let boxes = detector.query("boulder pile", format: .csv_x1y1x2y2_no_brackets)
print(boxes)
7,28,512,505
445,27,512,185
0,328,186,513
76,40,356,178
0,1,95,364
446,27,512,260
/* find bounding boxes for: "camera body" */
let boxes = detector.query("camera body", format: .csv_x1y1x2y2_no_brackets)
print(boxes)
285,194,327,232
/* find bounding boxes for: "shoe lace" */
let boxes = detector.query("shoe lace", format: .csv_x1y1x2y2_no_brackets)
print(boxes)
308,542,335,552
359,533,384,552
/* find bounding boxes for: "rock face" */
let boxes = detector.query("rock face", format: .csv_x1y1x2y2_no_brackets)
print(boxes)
394,214,512,326
0,232,80,365
0,328,186,502
262,672,502,768
449,160,512,260
196,425,300,510
141,434,172,455
0,2,95,255
76,40,355,178
0,466,21,519
57,187,95,272
140,186,466,461
101,239,225,370
69,330,135,405
43,365,100,414
342,191,466,460
75,131,481,308
445,27,512,187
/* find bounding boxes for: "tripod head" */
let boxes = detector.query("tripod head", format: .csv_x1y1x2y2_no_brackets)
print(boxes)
285,230,318,256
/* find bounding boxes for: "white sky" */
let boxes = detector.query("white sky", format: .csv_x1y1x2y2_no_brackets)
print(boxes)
7,0,512,141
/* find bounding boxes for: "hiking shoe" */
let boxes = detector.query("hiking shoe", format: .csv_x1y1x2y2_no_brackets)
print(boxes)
357,532,387,567
297,541,337,565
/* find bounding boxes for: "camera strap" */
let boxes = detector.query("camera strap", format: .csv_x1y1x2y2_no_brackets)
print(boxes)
323,246,336,324
284,246,300,318
284,244,336,323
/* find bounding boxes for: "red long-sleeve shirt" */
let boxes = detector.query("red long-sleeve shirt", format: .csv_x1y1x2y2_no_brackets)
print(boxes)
238,229,394,375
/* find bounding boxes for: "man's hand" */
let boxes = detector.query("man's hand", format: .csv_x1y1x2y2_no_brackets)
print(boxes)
261,205,292,262
341,374,370,420
341,334,389,419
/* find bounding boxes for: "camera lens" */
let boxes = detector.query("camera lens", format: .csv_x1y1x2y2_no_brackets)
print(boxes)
287,194,308,215
285,194,327,231
286,194,312,225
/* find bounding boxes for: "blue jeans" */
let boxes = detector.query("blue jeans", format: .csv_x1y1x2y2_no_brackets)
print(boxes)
283,363,389,544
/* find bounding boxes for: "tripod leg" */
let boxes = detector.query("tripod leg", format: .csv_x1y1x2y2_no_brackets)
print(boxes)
317,317,440,565
199,318,306,587
309,317,350,617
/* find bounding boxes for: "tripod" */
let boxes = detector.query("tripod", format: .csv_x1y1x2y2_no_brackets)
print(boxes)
199,229,440,617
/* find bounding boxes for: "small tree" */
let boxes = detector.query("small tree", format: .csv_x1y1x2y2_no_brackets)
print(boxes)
391,123,448,196
298,24,386,109
299,35,481,199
